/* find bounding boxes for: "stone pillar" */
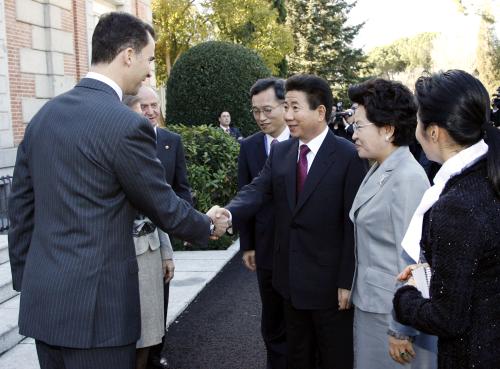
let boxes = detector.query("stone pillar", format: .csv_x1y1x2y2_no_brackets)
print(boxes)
17,0,75,119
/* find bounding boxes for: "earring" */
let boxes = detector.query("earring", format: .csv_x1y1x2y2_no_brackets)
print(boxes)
385,136,389,141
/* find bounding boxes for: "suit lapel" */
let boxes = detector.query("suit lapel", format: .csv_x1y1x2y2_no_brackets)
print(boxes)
156,129,172,169
349,163,381,218
349,146,408,218
294,132,337,215
256,134,267,163
285,140,299,212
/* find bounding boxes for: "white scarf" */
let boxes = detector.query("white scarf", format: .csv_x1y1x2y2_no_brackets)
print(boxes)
401,139,489,262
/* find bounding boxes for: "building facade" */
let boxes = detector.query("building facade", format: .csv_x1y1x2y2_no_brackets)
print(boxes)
0,0,152,175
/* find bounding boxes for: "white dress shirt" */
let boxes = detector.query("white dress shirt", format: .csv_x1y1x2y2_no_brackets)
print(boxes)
265,126,290,155
298,126,329,172
85,72,123,101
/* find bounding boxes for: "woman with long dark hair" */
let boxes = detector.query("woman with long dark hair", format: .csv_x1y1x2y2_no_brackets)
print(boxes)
393,69,500,369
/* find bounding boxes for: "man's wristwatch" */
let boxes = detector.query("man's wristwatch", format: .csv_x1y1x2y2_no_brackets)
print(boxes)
209,218,216,236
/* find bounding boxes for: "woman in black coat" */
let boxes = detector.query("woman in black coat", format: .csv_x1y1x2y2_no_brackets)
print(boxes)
393,70,500,369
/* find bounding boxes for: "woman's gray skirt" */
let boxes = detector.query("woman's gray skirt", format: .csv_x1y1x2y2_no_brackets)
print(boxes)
354,307,437,369
136,247,164,349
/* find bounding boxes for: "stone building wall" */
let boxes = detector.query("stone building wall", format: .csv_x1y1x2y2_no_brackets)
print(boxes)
0,0,152,175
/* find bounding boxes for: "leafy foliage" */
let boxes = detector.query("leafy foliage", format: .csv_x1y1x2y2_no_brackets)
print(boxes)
286,0,368,100
152,0,209,85
367,32,437,80
206,0,294,74
166,41,271,136
168,124,240,250
475,9,500,95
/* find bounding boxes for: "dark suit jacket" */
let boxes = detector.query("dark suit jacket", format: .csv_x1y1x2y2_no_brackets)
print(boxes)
8,78,209,348
221,126,243,141
237,132,274,270
227,130,367,309
156,128,192,204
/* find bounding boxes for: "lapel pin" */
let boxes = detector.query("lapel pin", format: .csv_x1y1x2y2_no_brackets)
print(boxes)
379,174,387,186
165,145,170,150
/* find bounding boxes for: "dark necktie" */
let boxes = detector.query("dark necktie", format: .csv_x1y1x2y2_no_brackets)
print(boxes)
269,138,278,154
296,144,310,197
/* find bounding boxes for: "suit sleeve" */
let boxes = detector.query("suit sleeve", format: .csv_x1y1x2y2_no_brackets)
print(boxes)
237,142,256,252
390,170,430,275
172,136,193,205
8,133,35,291
113,118,210,247
226,147,273,227
158,229,174,260
388,170,429,337
338,153,368,289
394,200,481,338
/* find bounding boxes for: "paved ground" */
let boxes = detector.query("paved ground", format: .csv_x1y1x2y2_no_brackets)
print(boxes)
160,250,267,369
0,242,241,369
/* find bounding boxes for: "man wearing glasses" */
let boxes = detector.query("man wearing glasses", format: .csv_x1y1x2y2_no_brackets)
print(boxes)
237,78,289,369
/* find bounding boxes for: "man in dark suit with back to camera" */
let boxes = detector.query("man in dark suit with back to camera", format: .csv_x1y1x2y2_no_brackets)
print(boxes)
8,12,227,369
239,78,289,369
218,74,367,369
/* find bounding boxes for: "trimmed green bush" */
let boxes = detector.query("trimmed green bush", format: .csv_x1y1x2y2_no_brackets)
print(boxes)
168,124,240,250
166,41,271,137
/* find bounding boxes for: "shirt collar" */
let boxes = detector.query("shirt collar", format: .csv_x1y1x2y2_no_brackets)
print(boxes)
433,139,488,187
266,125,290,144
299,126,329,155
85,72,123,100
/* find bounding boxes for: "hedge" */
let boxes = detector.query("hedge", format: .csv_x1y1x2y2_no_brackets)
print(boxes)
167,124,240,250
166,41,271,137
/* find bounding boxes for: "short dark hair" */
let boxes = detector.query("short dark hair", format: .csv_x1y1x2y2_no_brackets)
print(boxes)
91,12,155,65
218,111,230,118
285,75,333,121
250,78,285,100
122,94,141,108
348,78,417,146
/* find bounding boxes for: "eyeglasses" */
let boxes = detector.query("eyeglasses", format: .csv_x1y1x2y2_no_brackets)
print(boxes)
352,122,374,132
250,103,283,117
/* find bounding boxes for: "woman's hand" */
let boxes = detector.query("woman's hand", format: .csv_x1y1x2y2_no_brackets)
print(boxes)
162,259,175,283
388,336,415,364
397,264,418,282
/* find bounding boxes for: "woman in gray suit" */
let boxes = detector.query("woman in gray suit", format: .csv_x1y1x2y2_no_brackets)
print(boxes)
348,79,437,369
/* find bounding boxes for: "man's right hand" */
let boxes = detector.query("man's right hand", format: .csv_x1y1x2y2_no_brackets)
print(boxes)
206,205,232,239
242,250,256,272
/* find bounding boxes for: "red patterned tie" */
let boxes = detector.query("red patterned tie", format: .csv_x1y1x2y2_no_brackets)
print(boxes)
296,144,310,198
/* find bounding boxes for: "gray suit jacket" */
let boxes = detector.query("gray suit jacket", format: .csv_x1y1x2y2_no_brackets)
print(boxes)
8,78,209,348
349,146,429,314
133,220,173,260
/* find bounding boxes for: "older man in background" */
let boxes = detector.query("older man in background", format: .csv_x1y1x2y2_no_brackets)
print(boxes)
136,85,193,369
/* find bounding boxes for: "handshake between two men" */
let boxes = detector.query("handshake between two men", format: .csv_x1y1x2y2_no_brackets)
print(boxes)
206,205,232,239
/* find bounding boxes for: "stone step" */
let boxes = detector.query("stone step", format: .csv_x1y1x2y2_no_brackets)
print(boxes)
0,295,23,355
0,338,39,369
0,235,7,264
0,262,17,305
